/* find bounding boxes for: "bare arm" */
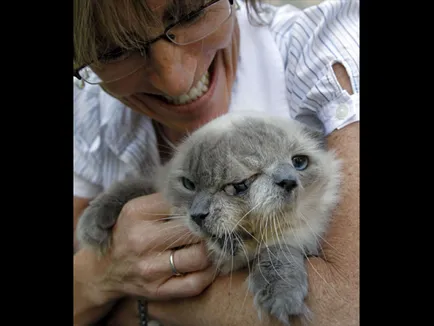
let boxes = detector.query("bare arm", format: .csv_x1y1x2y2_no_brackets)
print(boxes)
291,121,359,326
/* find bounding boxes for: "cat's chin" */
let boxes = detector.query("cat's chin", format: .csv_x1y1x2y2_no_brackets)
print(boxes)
208,246,250,275
217,259,248,275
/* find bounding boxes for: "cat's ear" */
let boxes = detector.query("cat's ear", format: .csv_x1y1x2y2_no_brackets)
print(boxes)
294,113,327,149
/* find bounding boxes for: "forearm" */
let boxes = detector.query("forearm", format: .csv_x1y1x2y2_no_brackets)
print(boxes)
290,257,358,326
292,123,359,326
149,270,282,326
74,249,118,325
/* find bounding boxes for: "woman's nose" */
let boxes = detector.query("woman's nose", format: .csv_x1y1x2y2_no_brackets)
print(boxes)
147,41,198,97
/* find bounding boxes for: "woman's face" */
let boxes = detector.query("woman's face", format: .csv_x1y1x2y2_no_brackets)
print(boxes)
95,0,240,133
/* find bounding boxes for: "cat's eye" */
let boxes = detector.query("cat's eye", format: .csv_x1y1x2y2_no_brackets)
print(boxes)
233,182,248,193
224,181,248,196
181,177,195,191
292,155,309,170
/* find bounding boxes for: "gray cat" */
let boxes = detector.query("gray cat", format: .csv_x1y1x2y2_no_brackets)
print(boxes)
76,112,342,325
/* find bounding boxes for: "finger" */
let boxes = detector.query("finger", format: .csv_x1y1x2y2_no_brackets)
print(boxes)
125,217,201,255
157,264,218,299
164,243,211,275
160,220,203,249
134,243,209,284
143,219,202,252
123,193,171,221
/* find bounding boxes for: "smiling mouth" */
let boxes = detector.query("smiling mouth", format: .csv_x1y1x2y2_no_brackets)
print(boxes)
152,57,216,106
162,71,210,105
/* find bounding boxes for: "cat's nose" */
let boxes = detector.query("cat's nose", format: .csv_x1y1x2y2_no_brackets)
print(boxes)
272,163,298,192
276,179,298,192
191,212,209,228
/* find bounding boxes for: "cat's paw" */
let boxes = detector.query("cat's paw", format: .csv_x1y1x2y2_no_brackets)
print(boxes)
75,177,155,254
249,270,310,325
248,248,311,325
75,194,124,254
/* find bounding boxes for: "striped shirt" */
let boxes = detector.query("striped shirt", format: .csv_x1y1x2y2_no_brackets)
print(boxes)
74,0,359,199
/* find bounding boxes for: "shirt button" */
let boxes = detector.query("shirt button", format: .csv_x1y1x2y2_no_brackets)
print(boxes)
336,104,349,120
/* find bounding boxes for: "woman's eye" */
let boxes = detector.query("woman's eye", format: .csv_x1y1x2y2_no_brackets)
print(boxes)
181,177,195,191
100,48,131,64
183,10,205,24
292,155,309,170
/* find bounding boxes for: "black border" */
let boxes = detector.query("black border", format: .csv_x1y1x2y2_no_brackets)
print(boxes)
13,0,421,324
10,0,73,322
360,1,420,324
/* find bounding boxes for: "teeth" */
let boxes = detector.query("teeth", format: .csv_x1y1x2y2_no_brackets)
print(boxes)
164,71,210,105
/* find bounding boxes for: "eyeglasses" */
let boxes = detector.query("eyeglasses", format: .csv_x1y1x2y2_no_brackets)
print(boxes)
73,0,237,85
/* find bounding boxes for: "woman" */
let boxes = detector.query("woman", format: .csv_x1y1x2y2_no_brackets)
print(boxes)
73,0,359,325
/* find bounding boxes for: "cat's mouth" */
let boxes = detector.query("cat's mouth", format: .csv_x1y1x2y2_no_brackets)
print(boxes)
209,233,237,256
208,230,253,255
209,229,252,241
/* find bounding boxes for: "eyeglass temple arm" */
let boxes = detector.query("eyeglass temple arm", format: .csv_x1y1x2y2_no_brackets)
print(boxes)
73,69,82,80
73,0,236,79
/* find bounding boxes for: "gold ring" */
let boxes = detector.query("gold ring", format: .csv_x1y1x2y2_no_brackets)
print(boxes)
169,250,183,276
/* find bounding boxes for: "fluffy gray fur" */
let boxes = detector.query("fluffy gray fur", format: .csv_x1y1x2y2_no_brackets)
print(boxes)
76,112,342,325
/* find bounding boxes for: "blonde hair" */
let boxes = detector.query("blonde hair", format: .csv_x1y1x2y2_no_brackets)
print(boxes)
73,0,267,68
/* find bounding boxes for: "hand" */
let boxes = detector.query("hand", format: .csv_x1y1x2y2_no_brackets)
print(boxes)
84,192,217,304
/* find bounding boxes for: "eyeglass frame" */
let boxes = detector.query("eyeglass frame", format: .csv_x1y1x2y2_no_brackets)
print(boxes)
73,0,236,82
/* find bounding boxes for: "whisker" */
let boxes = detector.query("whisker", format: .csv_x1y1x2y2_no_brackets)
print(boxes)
234,233,252,314
156,142,177,152
158,216,187,221
258,216,294,286
238,224,261,244
145,225,191,252
273,215,307,276
297,210,327,259
145,213,186,216
255,217,271,286
158,230,195,254
226,225,234,293
287,226,333,291
298,209,353,263
211,230,230,280
230,202,262,234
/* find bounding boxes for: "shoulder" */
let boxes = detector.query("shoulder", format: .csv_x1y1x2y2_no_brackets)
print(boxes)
268,0,359,63
267,1,360,136
269,0,359,37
